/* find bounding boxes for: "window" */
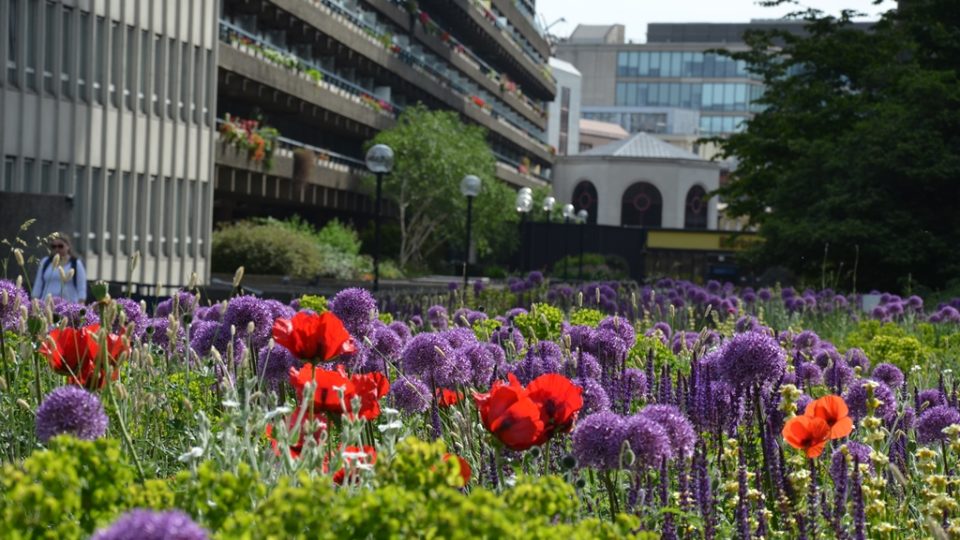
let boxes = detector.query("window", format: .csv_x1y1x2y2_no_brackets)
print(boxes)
60,6,73,97
638,51,649,76
58,163,68,194
125,26,135,109
628,51,639,77
151,175,162,256
40,160,52,193
621,182,662,227
105,169,117,253
180,42,189,121
649,51,660,77
134,173,146,244
139,29,148,113
78,11,89,100
120,172,130,253
43,1,55,93
23,158,34,192
110,21,121,107
175,177,185,255
617,52,628,77
669,52,682,78
559,87,570,155
153,34,162,116
192,45,202,123
167,38,176,118
572,181,598,225
7,0,17,85
204,49,212,126
2,156,14,191
684,186,708,229
25,0,37,90
94,16,105,104
73,167,87,245
90,167,102,253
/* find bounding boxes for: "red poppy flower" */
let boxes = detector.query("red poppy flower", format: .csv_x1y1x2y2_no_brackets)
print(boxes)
443,453,472,486
289,364,390,421
265,408,327,459
804,395,854,440
474,374,544,451
272,311,356,362
782,415,832,458
526,374,583,445
40,324,127,390
328,445,377,485
436,388,464,408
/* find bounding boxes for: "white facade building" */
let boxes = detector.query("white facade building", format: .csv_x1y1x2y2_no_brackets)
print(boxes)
555,132,720,229
546,57,581,156
0,0,218,288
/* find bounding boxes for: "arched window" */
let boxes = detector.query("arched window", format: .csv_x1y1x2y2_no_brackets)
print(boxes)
684,185,708,229
572,180,597,224
621,182,662,227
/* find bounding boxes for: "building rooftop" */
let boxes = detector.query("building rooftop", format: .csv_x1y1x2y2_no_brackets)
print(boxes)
580,131,706,161
548,57,581,76
568,24,625,44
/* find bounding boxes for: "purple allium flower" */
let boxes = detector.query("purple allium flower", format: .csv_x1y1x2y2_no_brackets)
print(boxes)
623,414,671,467
447,281,459,292
717,331,785,389
916,405,960,445
870,363,904,390
844,348,870,372
734,316,762,334
409,315,424,328
426,305,449,330
813,346,842,369
572,411,626,470
329,288,377,339
793,330,820,351
758,288,772,301
263,299,295,321
389,376,431,414
823,360,855,392
220,295,273,351
257,344,300,391
844,379,897,421
671,331,699,355
91,510,208,540
188,320,220,358
369,323,402,363
575,377,611,414
527,271,545,285
796,394,813,415
388,321,412,343
621,368,648,401
598,316,636,349
568,351,601,380
451,308,471,327
0,279,29,331
462,343,496,387
54,301,100,327
490,325,525,353
194,304,224,323
401,332,456,386
473,280,486,295
154,291,199,318
145,317,186,355
639,404,696,458
112,298,147,339
466,310,488,326
35,386,108,443
797,362,824,386
530,341,563,371
918,389,947,411
567,325,597,353
830,442,873,485
504,308,527,322
906,295,923,310
595,328,630,366
781,372,798,387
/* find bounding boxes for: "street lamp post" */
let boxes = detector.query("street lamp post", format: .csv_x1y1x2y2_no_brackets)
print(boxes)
365,144,394,292
562,203,575,281
460,175,482,291
542,196,555,273
577,209,588,281
515,188,533,271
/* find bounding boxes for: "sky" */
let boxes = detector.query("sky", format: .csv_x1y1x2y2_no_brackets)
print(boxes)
536,0,896,42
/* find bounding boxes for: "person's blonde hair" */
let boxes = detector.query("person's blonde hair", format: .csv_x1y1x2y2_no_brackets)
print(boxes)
49,232,74,257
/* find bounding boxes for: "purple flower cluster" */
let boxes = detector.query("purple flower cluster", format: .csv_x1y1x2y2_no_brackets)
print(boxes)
573,405,694,471
330,288,378,339
916,405,960,444
91,510,208,540
717,331,785,389
35,386,108,443
0,279,28,331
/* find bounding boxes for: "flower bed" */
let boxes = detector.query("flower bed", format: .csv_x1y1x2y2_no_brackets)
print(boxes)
1,275,960,538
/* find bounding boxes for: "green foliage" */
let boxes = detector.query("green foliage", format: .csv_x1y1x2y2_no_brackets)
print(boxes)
513,303,564,341
368,105,518,268
298,294,328,313
0,437,135,538
212,220,324,278
569,307,604,328
316,219,362,257
552,253,630,281
865,335,927,373
173,461,267,532
713,2,960,290
472,317,503,341
628,335,678,373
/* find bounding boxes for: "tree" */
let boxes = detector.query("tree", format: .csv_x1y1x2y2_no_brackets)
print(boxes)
713,0,960,291
368,105,518,269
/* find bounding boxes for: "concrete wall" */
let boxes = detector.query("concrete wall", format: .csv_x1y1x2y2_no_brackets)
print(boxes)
554,157,720,229
0,0,218,289
0,193,73,278
554,45,618,107
546,59,581,156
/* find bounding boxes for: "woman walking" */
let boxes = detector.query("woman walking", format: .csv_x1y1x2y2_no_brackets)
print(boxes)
31,233,87,303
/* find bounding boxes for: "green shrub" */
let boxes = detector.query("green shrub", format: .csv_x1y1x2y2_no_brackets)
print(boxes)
316,218,362,256
514,303,564,342
212,221,323,278
299,294,328,313
551,253,629,281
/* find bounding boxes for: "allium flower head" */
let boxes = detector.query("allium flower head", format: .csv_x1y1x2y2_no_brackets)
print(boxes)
35,386,108,443
830,441,873,484
870,363,904,390
823,360,855,392
639,404,696,458
145,317,186,355
257,344,301,391
112,298,148,339
426,305,449,330
574,377,610,414
917,389,947,411
330,288,378,339
572,411,626,470
844,348,870,372
54,301,100,327
189,320,220,358
844,379,897,421
388,321,412,343
490,325,525,353
567,351,601,380
390,376,431,414
401,332,457,386
797,362,823,386
916,405,960,445
91,509,208,540
220,295,273,350
369,322,402,361
598,316,636,350
717,331,785,389
566,325,597,353
154,291,199,318
0,279,29,331
623,414,672,466
621,368,648,401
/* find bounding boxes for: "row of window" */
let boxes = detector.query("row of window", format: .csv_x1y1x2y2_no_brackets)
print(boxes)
582,111,670,134
699,115,747,135
1,156,208,260
5,0,213,126
572,181,709,229
614,82,764,113
616,51,756,80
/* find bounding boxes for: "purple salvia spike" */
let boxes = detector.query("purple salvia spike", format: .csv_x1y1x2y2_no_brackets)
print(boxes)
806,458,819,539
852,456,865,540
660,458,678,540
736,445,751,539
646,347,656,400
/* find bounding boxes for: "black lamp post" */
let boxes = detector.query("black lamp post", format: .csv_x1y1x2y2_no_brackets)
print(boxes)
365,144,394,292
460,174,482,291
515,187,532,271
561,203,574,281
542,196,555,273
577,208,588,281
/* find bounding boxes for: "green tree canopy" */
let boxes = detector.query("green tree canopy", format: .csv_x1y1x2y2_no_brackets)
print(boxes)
368,105,517,269
714,0,960,291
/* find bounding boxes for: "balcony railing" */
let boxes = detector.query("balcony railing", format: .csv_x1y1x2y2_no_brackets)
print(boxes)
465,0,554,84
220,20,402,118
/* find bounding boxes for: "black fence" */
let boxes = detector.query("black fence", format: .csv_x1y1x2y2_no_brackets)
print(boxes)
515,221,648,282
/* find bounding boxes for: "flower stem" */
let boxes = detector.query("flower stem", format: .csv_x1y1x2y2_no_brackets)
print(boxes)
107,381,146,481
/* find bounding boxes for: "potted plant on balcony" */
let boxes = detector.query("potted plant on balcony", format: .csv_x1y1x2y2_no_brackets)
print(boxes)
519,156,530,175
